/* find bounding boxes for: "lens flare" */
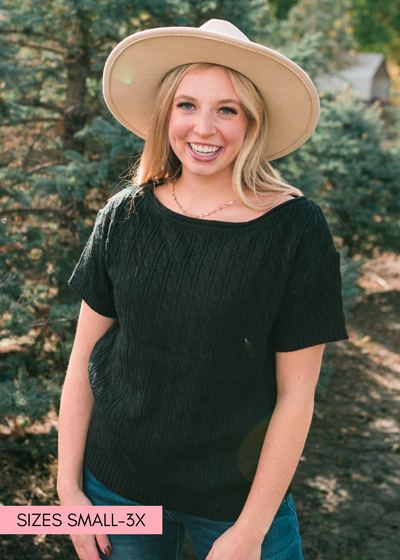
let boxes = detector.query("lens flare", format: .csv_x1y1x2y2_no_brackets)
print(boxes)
237,416,272,481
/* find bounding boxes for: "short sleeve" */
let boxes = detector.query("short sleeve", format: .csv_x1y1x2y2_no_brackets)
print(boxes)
68,205,117,318
272,203,349,352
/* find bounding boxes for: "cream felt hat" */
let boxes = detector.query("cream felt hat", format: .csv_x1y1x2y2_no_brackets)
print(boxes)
103,19,320,161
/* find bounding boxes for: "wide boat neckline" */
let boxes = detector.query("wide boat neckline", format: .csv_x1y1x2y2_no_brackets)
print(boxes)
147,188,307,232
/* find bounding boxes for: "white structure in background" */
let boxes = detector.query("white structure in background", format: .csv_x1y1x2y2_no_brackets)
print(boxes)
314,53,391,104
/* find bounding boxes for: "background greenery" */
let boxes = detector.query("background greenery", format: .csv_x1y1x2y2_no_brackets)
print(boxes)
0,0,399,481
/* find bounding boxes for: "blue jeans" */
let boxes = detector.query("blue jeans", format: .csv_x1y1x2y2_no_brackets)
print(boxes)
83,467,303,560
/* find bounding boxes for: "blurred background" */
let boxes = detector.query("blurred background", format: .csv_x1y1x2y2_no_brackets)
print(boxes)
1,1,399,559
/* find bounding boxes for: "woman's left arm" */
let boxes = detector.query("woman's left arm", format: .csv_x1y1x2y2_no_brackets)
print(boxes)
206,343,325,560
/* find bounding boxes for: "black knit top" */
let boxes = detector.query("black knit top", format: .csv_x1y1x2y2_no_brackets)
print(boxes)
68,184,349,522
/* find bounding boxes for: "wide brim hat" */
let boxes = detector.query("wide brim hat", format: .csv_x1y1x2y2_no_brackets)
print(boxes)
103,19,320,161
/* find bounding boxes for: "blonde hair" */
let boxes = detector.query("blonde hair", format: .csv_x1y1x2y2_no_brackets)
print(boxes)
129,63,302,210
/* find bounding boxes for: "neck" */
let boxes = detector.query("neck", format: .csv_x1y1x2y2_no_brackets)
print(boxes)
174,169,235,209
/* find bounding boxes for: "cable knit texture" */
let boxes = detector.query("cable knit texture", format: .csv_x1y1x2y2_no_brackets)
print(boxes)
68,184,349,521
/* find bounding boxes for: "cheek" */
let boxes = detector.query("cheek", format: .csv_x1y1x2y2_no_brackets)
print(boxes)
169,113,190,143
233,114,250,141
225,122,248,147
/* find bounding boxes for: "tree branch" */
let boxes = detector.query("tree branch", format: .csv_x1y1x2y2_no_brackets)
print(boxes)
0,316,80,342
0,118,59,127
31,316,79,328
26,161,63,175
0,207,96,218
4,38,67,56
17,99,64,114
0,208,65,217
0,271,15,289
1,28,70,49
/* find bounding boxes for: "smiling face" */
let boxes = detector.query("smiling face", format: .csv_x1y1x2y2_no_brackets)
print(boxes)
168,65,249,182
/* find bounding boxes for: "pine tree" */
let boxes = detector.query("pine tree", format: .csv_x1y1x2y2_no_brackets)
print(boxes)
1,0,400,454
0,0,264,452
276,91,400,257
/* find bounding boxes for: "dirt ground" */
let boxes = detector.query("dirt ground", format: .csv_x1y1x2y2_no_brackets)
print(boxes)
291,252,400,560
0,252,399,560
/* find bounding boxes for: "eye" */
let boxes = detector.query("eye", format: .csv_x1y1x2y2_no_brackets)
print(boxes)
220,106,238,115
176,102,194,110
175,102,238,114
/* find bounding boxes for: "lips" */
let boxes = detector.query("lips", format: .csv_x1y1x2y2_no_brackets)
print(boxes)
186,143,223,162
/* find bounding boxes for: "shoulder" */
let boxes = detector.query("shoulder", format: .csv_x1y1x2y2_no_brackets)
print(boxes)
290,198,338,265
100,184,148,223
88,186,142,243
291,196,325,222
286,196,331,237
267,195,338,268
261,194,327,235
102,185,137,214
282,198,340,291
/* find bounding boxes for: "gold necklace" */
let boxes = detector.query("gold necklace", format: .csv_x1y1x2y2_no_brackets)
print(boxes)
171,181,237,219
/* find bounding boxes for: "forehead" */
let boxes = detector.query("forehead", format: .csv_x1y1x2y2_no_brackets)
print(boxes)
175,66,238,98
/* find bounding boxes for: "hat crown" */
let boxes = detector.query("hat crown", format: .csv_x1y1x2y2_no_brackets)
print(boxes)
199,19,250,42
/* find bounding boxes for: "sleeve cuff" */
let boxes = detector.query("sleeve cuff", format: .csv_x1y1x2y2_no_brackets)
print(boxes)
68,276,117,319
274,324,349,352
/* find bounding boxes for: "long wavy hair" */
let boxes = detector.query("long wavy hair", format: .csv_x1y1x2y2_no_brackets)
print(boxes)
129,62,302,210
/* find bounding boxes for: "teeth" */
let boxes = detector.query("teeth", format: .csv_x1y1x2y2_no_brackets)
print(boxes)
189,143,220,154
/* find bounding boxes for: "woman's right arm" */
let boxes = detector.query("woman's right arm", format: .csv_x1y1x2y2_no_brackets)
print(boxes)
57,300,115,559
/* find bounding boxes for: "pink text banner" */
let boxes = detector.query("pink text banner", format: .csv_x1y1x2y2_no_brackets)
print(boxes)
0,506,163,534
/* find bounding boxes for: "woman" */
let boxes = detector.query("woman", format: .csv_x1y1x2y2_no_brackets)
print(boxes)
57,19,349,560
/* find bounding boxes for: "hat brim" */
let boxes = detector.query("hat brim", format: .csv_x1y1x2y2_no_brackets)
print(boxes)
103,26,320,161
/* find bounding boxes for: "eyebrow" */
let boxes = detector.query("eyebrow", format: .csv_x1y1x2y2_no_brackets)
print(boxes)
174,95,241,106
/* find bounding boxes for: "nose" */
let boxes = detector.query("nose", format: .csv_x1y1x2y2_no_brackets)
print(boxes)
193,109,216,137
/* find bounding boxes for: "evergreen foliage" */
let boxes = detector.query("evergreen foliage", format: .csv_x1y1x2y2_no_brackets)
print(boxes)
276,92,400,256
255,0,359,79
0,367,61,459
267,0,299,21
0,0,399,455
349,0,400,63
0,0,265,455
